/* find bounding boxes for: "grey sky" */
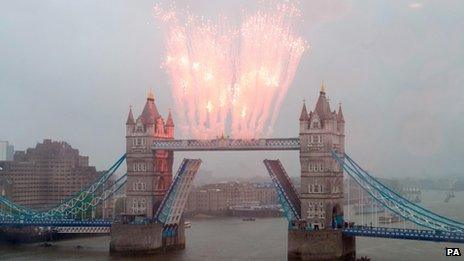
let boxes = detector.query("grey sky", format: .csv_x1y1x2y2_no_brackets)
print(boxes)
1,0,463,179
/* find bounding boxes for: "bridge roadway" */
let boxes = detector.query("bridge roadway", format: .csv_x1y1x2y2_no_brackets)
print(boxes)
0,219,112,227
342,226,464,243
3,218,464,242
0,219,112,234
152,138,300,151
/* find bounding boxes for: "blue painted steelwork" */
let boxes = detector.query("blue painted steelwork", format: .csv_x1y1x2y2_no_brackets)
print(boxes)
152,138,300,151
56,173,127,217
154,159,202,225
263,159,300,222
0,196,35,217
343,226,464,243
332,151,464,233
0,173,127,228
36,154,126,219
344,154,464,230
0,218,112,227
155,159,188,225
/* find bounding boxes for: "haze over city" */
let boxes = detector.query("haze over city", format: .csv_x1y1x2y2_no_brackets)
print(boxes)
1,0,464,179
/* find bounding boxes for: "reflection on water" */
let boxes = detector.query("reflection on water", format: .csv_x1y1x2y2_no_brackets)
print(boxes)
0,190,462,261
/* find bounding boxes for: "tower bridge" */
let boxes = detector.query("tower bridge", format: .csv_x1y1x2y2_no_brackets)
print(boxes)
0,87,464,260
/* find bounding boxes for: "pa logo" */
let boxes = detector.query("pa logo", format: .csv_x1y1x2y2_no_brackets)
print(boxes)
446,247,461,256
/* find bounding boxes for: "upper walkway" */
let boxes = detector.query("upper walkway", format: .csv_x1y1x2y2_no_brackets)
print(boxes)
152,138,300,151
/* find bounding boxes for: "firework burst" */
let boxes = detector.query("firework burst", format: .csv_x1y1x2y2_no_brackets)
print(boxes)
155,1,307,138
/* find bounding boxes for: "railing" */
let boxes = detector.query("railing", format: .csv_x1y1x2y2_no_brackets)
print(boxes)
333,151,464,233
343,226,464,243
0,218,112,227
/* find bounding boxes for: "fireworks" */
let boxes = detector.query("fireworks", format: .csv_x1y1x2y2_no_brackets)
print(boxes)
155,2,307,138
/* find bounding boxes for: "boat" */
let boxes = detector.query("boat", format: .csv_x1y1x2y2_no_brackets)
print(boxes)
184,221,191,228
242,217,256,221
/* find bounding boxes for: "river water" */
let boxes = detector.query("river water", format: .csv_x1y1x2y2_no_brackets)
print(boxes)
0,190,462,261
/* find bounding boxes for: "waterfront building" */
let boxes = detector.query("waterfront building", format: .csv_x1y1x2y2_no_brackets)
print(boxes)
185,181,278,214
0,139,101,210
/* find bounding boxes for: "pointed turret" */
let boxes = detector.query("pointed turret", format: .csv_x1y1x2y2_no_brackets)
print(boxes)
139,90,161,124
314,81,332,120
337,103,345,123
165,109,174,138
166,109,174,127
299,101,309,121
126,106,135,125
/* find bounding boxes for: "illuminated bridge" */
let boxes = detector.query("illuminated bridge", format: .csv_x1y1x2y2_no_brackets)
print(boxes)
1,91,464,260
0,146,464,244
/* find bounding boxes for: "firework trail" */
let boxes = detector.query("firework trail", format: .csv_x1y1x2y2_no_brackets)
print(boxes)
155,2,307,139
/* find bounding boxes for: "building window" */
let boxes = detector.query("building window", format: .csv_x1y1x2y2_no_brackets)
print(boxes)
131,198,147,214
133,180,147,191
311,120,320,129
132,162,147,172
136,123,144,132
309,184,324,193
307,201,325,220
134,138,146,147
310,135,322,144
308,162,324,172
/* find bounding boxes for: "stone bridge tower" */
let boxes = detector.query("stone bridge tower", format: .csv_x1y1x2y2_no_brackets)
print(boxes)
125,91,174,218
289,84,354,260
299,84,345,229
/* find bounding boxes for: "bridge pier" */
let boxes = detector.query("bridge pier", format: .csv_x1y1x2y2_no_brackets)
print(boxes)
110,221,185,255
288,229,355,261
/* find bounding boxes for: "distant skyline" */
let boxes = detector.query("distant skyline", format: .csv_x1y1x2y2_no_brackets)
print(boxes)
1,1,464,179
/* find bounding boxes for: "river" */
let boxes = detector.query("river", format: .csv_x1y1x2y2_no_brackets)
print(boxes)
0,190,462,261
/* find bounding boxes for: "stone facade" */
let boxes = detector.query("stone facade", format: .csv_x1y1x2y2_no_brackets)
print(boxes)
288,229,355,260
125,91,174,218
299,85,345,229
110,222,185,254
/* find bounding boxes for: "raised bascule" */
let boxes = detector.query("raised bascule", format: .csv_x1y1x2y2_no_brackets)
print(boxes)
1,86,464,260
